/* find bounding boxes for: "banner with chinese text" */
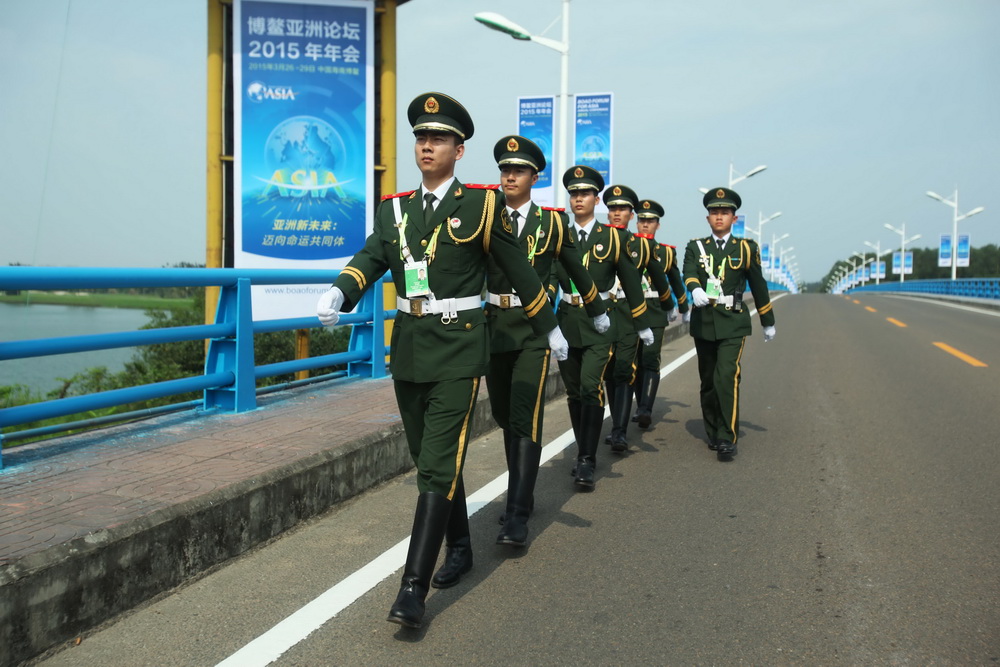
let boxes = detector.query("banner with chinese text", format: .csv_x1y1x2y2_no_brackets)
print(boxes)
573,93,613,187
517,96,554,206
234,0,374,319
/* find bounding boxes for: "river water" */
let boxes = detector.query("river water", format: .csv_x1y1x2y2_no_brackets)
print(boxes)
0,303,151,395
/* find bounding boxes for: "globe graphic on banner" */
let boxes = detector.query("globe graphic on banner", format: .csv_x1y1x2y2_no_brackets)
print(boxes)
264,115,341,175
242,115,366,260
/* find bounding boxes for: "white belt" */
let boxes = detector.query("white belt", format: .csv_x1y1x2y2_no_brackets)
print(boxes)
560,290,613,307
711,294,740,311
643,289,658,299
486,292,522,308
615,288,625,299
396,295,482,323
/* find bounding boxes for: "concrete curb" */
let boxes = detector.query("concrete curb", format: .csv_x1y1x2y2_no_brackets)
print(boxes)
1,323,689,666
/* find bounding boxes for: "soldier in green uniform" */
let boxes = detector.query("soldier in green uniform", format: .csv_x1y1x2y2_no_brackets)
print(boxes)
631,199,690,429
555,167,653,489
481,136,607,548
316,92,569,629
682,187,776,462
601,186,670,453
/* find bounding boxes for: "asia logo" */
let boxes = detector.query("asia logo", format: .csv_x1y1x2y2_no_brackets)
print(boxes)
246,81,296,103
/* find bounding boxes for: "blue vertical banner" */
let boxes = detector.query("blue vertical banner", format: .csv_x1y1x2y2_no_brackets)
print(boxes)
234,0,374,319
517,96,555,206
957,234,971,267
875,260,886,279
573,93,613,185
938,234,952,268
761,244,770,265
733,215,745,238
904,251,913,274
892,251,902,275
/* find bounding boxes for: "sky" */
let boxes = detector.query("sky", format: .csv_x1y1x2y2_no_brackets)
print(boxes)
2,0,998,284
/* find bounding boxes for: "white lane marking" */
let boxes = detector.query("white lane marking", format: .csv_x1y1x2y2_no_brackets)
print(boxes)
880,293,1000,318
218,294,786,666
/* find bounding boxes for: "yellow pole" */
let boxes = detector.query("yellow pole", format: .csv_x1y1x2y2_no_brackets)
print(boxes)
379,0,399,359
205,0,225,327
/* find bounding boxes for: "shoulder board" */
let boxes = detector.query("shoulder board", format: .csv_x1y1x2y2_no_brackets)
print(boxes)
635,233,655,240
541,206,566,212
465,183,501,190
661,243,677,249
605,223,627,230
380,190,416,201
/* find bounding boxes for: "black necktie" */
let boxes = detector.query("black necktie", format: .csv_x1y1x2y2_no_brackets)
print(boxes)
716,239,725,251
510,210,520,232
579,230,587,245
423,192,436,217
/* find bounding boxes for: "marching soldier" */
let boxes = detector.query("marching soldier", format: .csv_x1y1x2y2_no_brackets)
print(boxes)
316,93,569,629
601,186,671,453
631,199,690,429
554,167,653,489
682,187,776,462
483,136,608,548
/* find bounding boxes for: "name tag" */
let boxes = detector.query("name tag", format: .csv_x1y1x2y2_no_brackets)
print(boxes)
705,277,723,300
404,260,430,297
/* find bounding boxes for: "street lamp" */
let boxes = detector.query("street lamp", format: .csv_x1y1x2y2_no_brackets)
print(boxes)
926,188,985,280
852,251,868,287
884,223,922,284
863,240,884,285
698,161,768,194
744,210,782,244
475,1,570,207
770,232,790,280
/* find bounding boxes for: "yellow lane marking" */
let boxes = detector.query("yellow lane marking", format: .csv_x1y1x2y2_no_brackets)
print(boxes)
865,306,877,313
933,342,988,367
886,318,907,327
852,299,861,304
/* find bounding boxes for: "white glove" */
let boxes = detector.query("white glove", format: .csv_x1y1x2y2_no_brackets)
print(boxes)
592,312,611,334
667,307,678,322
691,287,710,308
638,327,654,346
682,310,691,323
547,327,569,361
316,287,344,327
763,325,776,342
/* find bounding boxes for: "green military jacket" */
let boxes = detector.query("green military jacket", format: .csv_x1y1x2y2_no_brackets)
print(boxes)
682,235,775,341
334,180,557,382
643,243,690,329
486,204,602,353
613,231,672,334
555,222,651,348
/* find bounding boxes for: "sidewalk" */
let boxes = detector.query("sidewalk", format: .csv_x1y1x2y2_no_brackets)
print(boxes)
0,323,689,666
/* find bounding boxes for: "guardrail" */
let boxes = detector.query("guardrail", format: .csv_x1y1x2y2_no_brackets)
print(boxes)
0,267,391,467
846,278,1000,299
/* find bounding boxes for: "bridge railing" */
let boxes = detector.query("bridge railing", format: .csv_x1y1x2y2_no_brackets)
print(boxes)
847,278,1000,300
0,267,393,466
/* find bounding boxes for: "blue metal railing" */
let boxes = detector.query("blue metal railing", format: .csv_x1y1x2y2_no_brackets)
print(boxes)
0,267,393,466
846,278,1000,300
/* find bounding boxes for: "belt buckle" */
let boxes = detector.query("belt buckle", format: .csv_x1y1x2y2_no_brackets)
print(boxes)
409,299,424,317
571,295,581,306
500,294,511,309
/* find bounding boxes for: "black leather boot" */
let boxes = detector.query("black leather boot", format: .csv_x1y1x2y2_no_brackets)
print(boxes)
610,382,631,454
497,438,542,547
635,369,660,429
574,404,604,490
431,478,473,589
568,398,582,476
388,492,451,628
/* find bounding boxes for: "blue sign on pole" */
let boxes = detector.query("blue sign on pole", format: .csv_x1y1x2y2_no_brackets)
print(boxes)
733,215,745,238
518,96,554,205
957,234,971,267
573,93,613,185
938,234,952,268
234,0,374,318
761,244,770,265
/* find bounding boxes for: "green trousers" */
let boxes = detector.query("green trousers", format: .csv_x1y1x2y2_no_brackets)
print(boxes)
558,343,613,408
694,336,746,444
486,347,552,443
394,377,480,497
638,325,666,371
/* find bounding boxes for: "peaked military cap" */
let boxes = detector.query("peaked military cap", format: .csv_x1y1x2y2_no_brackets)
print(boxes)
562,165,604,193
602,184,638,209
494,135,546,173
703,187,742,211
636,199,665,219
407,92,474,140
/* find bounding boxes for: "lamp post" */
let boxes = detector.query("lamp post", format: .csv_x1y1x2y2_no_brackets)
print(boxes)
770,232,790,281
475,1,570,207
884,223,922,284
863,240,883,285
744,210,782,244
926,188,985,280
698,161,768,194
852,251,868,287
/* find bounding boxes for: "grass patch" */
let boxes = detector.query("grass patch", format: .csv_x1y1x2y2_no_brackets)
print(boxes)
0,292,194,310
